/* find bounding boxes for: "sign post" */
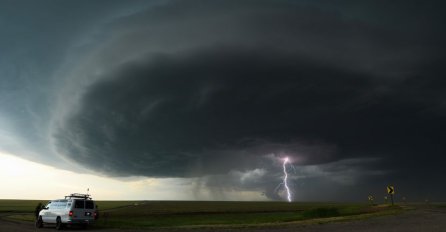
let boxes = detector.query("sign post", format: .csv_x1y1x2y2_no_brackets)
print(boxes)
387,185,395,206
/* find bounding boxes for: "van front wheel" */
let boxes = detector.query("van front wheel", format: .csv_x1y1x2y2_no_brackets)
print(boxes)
55,217,63,230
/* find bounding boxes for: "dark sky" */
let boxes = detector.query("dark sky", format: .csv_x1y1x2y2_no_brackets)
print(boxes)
1,0,445,201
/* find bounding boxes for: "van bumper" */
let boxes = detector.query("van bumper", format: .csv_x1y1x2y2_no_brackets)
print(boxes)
66,219,95,224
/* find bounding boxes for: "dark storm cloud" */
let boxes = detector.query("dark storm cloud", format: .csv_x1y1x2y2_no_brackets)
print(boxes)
0,0,154,167
49,0,446,200
198,157,385,201
55,48,354,176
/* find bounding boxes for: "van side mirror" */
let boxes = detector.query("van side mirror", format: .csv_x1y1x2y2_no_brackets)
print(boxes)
43,207,49,210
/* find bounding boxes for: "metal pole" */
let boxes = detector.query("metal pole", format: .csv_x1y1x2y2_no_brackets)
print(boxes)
391,194,394,206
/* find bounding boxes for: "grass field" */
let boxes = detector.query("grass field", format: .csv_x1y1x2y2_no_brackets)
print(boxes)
0,200,45,213
0,199,143,213
0,199,401,229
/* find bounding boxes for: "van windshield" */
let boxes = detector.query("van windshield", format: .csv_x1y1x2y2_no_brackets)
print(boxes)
74,200,84,209
85,200,94,209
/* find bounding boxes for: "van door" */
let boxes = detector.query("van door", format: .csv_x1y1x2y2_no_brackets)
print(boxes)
51,200,62,223
71,199,96,222
59,200,68,222
41,201,52,223
72,199,85,221
84,200,96,220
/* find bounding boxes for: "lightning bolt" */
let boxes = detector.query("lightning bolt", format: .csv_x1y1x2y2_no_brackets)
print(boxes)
283,157,292,202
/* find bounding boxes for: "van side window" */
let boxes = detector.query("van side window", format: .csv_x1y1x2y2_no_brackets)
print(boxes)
74,200,85,209
85,200,94,209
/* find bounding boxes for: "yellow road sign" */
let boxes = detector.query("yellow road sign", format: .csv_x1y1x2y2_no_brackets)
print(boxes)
387,185,395,195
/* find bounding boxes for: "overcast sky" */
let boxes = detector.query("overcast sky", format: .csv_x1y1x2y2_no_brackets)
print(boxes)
0,0,445,201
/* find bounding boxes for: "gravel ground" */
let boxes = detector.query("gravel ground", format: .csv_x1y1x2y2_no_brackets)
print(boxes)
1,207,445,232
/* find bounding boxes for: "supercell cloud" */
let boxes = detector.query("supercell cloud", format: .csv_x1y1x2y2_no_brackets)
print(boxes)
1,0,446,201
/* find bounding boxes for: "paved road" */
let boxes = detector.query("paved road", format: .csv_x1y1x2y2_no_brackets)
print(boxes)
1,207,445,232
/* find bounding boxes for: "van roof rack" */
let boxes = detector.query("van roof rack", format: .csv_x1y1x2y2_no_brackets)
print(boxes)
65,193,92,200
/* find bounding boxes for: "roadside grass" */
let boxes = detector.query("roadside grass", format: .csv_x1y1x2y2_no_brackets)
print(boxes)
99,211,305,228
432,203,446,208
0,199,143,213
302,207,340,218
5,214,35,222
0,199,144,222
0,200,402,229
95,201,399,229
96,201,147,211
0,200,45,213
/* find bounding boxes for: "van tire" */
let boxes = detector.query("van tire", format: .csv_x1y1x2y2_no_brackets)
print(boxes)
35,216,43,228
55,217,63,230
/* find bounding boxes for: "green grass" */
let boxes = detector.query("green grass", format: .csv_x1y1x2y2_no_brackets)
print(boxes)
0,199,143,213
95,201,393,229
302,207,340,218
5,214,36,222
431,203,446,209
0,200,401,229
100,212,305,228
0,199,145,223
0,200,46,213
95,201,146,210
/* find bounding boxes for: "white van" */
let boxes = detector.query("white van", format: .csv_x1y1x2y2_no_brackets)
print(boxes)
36,193,98,230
